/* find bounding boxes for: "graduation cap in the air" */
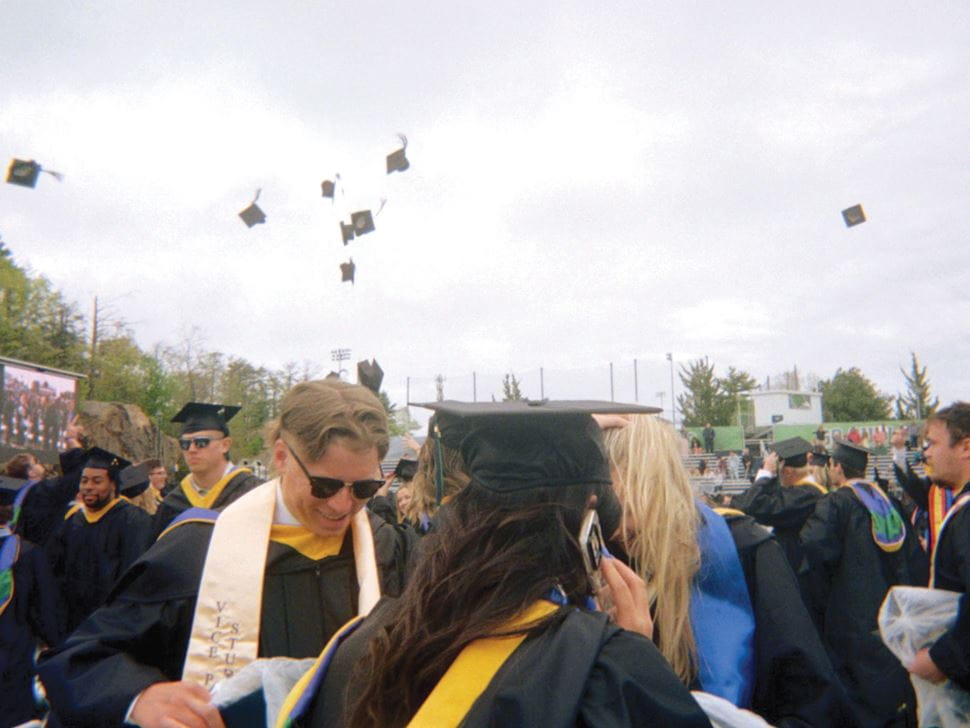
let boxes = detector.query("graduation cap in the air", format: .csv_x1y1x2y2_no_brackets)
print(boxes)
171,402,241,435
0,476,29,506
83,447,132,482
831,440,869,472
386,135,410,174
321,180,336,199
770,437,813,467
239,189,266,228
357,359,384,393
118,462,151,499
6,158,64,188
394,458,418,481
351,210,375,236
841,204,866,228
340,259,356,284
340,221,355,245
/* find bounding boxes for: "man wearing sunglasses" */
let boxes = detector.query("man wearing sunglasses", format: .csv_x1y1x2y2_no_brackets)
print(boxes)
39,380,414,728
151,402,264,539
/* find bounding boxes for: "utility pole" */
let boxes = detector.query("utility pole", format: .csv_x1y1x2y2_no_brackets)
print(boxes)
87,296,99,397
330,348,350,379
666,352,676,426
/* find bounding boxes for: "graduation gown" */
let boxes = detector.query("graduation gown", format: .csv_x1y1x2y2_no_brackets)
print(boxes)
799,484,927,726
732,474,825,573
38,509,414,727
151,468,263,540
14,447,86,546
718,511,860,727
0,534,66,727
927,482,970,689
46,498,153,635
297,598,712,728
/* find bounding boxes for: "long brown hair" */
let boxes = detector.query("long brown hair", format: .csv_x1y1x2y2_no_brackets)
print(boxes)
345,482,596,726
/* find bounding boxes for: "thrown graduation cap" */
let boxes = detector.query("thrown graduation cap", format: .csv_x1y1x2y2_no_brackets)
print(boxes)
394,458,418,481
841,204,866,227
414,400,661,495
831,440,869,472
340,259,356,284
239,189,266,228
83,447,132,479
171,402,241,435
6,158,63,188
340,221,355,245
0,475,29,505
119,462,151,498
770,436,813,467
386,134,410,174
321,180,336,199
357,359,384,393
351,210,375,236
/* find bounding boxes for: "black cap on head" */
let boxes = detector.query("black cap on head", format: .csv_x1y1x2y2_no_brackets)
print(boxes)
171,402,240,435
842,204,866,227
0,476,29,506
351,210,375,236
340,221,355,245
832,440,869,472
239,202,266,228
321,180,336,199
83,447,132,482
118,463,151,498
340,259,356,284
357,359,384,393
771,437,813,467
810,449,830,466
7,159,40,188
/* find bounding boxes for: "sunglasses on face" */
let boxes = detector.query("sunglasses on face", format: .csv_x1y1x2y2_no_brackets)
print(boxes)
179,437,221,451
285,442,383,500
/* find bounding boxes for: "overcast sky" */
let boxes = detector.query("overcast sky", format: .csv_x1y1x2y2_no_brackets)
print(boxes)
2,1,968,416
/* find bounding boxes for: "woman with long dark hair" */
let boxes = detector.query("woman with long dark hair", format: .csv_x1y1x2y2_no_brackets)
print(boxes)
277,402,710,727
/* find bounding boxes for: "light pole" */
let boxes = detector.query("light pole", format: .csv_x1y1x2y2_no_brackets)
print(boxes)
666,353,676,426
656,391,665,415
331,348,351,379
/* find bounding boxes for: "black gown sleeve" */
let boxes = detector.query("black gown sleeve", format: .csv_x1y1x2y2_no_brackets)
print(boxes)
17,447,85,545
798,493,844,622
22,541,67,648
893,461,930,511
929,509,970,689
733,475,821,532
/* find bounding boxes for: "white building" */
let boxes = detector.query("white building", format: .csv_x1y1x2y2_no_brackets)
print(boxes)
742,390,823,428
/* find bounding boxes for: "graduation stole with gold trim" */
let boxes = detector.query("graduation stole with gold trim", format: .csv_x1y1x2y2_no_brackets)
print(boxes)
929,490,970,588
849,482,905,552
927,485,957,555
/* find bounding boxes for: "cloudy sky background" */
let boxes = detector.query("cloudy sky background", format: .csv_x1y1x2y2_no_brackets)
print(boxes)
2,1,968,416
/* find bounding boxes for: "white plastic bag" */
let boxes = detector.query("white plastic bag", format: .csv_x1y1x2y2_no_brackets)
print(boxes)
879,586,970,728
690,691,774,728
210,656,315,725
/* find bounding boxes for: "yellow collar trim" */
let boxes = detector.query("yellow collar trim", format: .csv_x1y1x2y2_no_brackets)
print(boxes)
714,507,746,518
794,478,828,496
179,467,251,509
64,497,124,524
407,600,559,727
269,524,344,561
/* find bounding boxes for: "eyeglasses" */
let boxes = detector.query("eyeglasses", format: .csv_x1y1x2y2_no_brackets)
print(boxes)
179,437,222,451
284,442,383,500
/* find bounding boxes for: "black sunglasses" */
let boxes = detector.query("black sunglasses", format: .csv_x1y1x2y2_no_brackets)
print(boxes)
179,437,222,451
285,442,383,500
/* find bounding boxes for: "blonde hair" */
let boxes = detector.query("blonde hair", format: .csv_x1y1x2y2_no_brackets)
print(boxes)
406,435,470,524
602,415,701,684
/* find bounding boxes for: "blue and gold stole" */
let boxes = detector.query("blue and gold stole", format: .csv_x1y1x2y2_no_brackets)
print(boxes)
849,481,905,552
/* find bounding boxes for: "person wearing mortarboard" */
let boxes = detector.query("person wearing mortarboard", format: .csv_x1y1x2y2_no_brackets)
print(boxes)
732,437,829,577
799,439,927,726
0,475,67,726
44,448,153,637
275,399,712,727
38,380,415,728
150,402,263,539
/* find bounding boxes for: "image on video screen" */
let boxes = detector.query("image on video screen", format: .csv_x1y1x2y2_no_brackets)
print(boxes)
1,363,78,452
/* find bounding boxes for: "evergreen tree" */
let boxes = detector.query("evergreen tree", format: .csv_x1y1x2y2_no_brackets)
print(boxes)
819,367,892,422
895,352,939,420
502,373,524,401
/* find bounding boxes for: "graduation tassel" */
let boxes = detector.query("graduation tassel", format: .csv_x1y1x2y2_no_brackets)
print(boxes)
434,422,445,506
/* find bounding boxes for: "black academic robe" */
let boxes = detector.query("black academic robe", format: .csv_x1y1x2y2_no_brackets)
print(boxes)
928,482,970,689
719,511,860,727
151,469,263,540
46,499,153,635
0,535,66,727
799,484,928,727
15,447,86,547
300,598,712,728
732,474,824,574
38,510,414,727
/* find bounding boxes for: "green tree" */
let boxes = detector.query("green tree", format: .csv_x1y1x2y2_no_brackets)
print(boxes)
378,391,419,436
819,367,892,422
895,352,939,420
677,357,727,426
502,373,524,401
719,367,758,425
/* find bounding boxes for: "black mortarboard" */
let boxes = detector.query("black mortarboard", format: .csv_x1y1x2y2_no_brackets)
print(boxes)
321,180,336,199
810,449,830,467
414,400,660,495
325,371,342,380
770,437,813,467
394,458,418,481
386,135,410,174
171,402,241,435
7,159,40,188
832,440,869,472
351,210,375,236
239,202,266,228
83,447,132,481
340,221,355,245
842,204,866,227
119,463,151,498
357,359,384,393
340,259,356,284
0,476,29,506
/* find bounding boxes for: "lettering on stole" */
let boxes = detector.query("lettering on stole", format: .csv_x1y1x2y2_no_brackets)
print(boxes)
203,599,242,689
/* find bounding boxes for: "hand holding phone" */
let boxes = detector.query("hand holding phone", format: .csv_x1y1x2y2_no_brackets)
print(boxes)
578,509,614,617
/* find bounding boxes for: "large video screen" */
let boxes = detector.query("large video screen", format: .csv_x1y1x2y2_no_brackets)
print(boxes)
1,363,78,452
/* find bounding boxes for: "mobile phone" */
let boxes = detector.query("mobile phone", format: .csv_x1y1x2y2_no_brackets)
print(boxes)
578,509,614,616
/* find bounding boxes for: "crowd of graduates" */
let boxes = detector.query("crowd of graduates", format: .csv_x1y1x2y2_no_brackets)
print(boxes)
1,378,969,727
